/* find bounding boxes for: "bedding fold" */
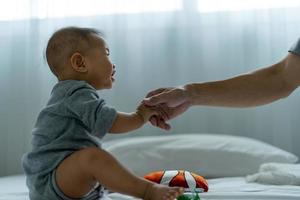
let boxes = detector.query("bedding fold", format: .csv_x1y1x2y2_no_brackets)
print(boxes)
246,163,300,185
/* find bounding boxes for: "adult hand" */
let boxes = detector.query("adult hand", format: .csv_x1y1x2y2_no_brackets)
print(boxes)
143,87,191,130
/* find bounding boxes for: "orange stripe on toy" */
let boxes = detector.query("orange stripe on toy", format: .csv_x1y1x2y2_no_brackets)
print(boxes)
144,171,164,183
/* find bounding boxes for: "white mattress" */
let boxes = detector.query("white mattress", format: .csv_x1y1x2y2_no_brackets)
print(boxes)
0,175,299,200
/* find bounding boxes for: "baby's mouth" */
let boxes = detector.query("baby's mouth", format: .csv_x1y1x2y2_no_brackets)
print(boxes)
111,70,116,81
112,70,116,76
111,64,116,81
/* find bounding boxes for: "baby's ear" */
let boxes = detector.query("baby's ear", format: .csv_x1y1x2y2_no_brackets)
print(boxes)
70,52,87,73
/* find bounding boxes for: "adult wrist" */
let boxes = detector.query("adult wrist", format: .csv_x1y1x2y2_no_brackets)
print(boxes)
183,83,196,107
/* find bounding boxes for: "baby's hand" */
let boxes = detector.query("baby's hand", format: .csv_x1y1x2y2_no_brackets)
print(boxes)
136,104,167,125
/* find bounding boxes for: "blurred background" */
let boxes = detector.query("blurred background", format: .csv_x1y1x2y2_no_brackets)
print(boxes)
1,0,300,177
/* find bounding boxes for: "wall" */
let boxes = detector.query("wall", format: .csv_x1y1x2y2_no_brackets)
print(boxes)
1,6,300,176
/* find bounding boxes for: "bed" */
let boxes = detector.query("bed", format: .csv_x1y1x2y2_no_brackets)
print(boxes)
1,175,300,200
1,134,299,200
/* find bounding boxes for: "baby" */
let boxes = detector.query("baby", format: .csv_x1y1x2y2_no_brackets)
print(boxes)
22,27,183,200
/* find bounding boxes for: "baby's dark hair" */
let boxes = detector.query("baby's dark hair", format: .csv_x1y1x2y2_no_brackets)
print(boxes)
46,26,102,76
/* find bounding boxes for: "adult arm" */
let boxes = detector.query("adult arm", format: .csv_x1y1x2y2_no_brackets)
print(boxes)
185,53,300,107
144,53,300,128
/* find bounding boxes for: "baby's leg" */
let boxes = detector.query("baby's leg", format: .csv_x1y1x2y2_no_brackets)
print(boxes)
55,147,183,199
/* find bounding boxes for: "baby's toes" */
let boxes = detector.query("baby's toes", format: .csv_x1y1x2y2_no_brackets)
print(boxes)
165,188,184,199
173,187,184,196
162,193,175,200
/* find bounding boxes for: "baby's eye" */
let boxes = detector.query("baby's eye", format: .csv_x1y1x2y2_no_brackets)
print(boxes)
105,48,110,56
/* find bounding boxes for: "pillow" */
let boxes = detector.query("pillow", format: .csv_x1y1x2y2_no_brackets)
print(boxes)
104,134,298,178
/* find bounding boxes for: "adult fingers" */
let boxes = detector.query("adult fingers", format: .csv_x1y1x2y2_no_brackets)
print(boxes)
143,87,175,106
145,88,167,98
157,104,170,121
143,92,172,106
149,116,170,130
156,118,171,131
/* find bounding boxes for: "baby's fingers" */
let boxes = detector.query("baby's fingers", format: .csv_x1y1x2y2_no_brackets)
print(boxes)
149,116,158,126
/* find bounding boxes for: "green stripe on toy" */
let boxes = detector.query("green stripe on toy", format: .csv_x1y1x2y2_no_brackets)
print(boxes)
177,190,201,200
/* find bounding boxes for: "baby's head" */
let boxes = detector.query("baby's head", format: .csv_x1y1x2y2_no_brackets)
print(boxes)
46,26,115,90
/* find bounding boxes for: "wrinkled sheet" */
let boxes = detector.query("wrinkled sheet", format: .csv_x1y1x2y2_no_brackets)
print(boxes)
246,163,300,185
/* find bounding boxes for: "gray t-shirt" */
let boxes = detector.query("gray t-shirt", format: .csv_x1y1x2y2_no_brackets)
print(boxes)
289,38,300,56
22,80,117,197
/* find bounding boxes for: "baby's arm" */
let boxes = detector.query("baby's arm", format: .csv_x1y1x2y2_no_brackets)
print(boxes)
109,104,160,133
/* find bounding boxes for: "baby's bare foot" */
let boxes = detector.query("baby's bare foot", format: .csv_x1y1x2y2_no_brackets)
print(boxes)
144,183,184,200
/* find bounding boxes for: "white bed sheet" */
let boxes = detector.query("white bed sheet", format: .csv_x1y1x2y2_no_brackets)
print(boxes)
0,175,300,200
0,175,29,200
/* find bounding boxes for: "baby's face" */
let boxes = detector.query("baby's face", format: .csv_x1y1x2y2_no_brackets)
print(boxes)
84,36,115,90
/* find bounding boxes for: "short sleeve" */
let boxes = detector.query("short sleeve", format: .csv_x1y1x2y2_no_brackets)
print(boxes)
65,85,117,137
288,38,300,56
